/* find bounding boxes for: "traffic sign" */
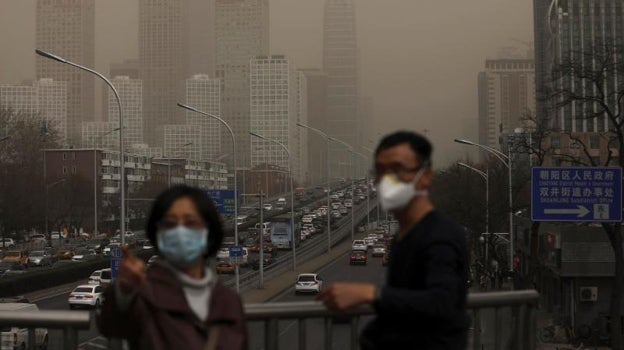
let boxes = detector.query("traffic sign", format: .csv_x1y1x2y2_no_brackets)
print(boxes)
205,189,238,214
531,167,622,222
229,245,244,257
110,246,122,279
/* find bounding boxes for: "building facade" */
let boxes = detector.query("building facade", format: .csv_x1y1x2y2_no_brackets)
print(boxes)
152,158,229,190
0,79,68,142
163,124,201,161
250,55,308,183
108,76,143,147
36,0,95,146
300,69,328,185
215,0,269,170
477,59,536,152
185,74,221,161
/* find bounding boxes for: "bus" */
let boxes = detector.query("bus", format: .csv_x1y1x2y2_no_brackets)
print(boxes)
270,213,300,250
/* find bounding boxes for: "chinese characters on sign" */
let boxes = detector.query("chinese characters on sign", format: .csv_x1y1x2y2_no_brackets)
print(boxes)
204,189,238,215
531,167,622,222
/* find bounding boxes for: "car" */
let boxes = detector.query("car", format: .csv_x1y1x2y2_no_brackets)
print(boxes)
350,251,367,265
87,238,110,253
99,268,113,288
103,243,120,256
28,250,54,267
339,207,348,216
329,194,338,200
0,238,16,249
351,240,367,251
71,249,97,262
301,216,313,224
68,284,104,309
216,247,230,260
215,260,236,274
372,244,386,257
331,210,342,219
344,199,353,208
295,273,323,294
54,248,74,260
28,234,48,245
300,231,308,241
1,250,29,265
88,270,102,285
147,255,159,267
263,203,273,211
364,237,376,248
0,261,26,276
0,303,48,349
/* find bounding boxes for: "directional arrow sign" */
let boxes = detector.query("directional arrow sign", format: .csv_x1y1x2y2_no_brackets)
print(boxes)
532,167,622,222
543,205,590,218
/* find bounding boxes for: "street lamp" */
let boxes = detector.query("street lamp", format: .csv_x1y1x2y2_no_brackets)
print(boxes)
250,132,297,270
455,138,513,275
296,123,332,253
354,151,371,229
177,103,240,291
167,142,193,188
36,49,127,246
93,127,121,237
328,136,355,242
457,162,489,264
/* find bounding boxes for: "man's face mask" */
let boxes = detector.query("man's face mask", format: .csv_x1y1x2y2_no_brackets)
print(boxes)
376,166,428,212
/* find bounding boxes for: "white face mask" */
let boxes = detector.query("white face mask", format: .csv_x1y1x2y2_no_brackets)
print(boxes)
377,168,428,212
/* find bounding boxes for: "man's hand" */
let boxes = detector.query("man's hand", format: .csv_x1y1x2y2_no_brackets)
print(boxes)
118,245,146,293
317,283,376,311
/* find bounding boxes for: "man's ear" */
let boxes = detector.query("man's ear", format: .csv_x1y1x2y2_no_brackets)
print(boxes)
418,167,433,189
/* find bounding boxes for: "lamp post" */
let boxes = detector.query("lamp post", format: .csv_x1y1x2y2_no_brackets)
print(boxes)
328,136,355,242
297,123,332,252
455,138,513,275
354,151,371,229
93,127,120,237
177,103,240,292
36,49,126,246
457,162,489,263
250,132,297,270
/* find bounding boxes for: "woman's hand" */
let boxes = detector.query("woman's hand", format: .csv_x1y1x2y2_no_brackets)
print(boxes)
118,245,146,293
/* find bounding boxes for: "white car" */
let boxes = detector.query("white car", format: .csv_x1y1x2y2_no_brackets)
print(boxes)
88,270,102,285
294,273,323,294
216,247,230,260
71,249,96,262
372,244,387,257
263,203,273,211
0,303,48,349
344,199,353,208
364,237,376,248
68,284,104,309
352,240,367,251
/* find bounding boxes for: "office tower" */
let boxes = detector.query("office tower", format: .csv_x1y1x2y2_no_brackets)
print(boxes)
36,0,95,146
250,55,308,183
323,0,359,175
164,124,201,161
216,0,269,169
533,0,624,132
139,0,215,147
81,121,119,149
477,59,536,151
185,74,221,161
0,79,68,143
300,69,328,185
108,76,143,147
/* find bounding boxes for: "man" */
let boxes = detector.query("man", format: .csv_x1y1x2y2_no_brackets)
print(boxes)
318,131,468,349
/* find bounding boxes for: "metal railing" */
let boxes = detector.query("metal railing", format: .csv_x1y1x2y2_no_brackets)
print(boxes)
246,290,540,350
0,309,90,350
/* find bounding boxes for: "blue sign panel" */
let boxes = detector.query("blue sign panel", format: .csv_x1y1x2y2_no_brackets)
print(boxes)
229,245,244,257
205,189,237,214
531,167,622,222
110,246,122,279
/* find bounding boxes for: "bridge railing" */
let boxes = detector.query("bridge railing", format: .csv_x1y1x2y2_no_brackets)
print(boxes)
246,289,540,350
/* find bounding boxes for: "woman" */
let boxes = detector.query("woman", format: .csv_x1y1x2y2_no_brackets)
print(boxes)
97,185,248,350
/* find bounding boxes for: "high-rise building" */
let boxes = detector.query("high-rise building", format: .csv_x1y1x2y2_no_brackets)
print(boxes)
81,121,119,149
0,79,68,142
533,0,624,132
109,76,143,147
323,0,359,175
250,55,308,183
164,124,201,160
300,69,328,185
185,75,221,161
215,0,269,169
36,0,95,146
139,0,216,147
477,58,536,151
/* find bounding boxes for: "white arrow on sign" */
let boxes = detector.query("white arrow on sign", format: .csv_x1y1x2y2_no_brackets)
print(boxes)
544,205,590,218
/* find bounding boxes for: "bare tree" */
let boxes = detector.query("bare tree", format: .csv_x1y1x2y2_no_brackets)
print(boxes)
551,41,624,347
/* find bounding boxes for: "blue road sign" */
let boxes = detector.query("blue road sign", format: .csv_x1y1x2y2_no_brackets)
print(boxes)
229,245,244,258
531,167,622,222
110,246,122,279
205,189,238,215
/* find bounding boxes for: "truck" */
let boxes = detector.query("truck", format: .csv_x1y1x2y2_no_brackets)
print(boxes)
270,214,300,250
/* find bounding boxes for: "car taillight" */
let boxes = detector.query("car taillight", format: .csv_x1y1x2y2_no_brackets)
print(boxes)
69,294,75,298
84,295,93,298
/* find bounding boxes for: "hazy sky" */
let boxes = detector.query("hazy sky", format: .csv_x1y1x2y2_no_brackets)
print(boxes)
0,0,533,166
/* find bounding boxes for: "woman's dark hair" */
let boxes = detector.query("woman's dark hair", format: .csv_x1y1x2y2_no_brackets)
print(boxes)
146,185,223,258
375,131,433,167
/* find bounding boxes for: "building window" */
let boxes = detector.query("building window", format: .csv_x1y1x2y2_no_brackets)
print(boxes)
72,166,77,174
72,152,76,160
63,152,68,160
590,136,600,149
62,166,67,174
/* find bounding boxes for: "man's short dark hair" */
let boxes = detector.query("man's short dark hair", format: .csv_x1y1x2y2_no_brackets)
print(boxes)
375,131,433,166
146,185,224,258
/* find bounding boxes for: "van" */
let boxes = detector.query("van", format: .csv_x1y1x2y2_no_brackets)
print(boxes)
99,268,112,288
255,222,270,236
0,303,48,349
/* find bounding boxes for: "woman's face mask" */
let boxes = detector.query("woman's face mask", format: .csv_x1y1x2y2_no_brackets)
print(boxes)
376,167,428,212
157,226,208,269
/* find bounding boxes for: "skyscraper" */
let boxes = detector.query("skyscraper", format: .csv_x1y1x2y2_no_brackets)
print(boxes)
36,0,95,146
139,0,215,147
185,74,221,161
250,55,307,183
216,0,269,169
300,69,328,185
323,0,359,175
109,76,143,147
533,0,624,132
